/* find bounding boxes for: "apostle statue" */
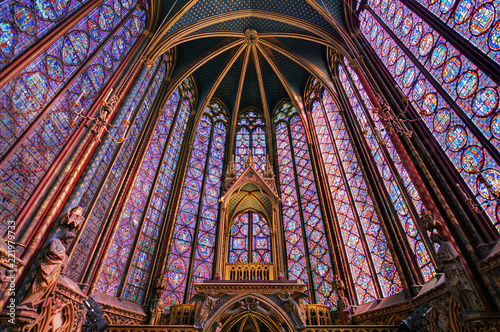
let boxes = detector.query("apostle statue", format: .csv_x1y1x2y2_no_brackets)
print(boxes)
192,292,221,329
18,230,76,311
277,292,307,328
430,234,484,313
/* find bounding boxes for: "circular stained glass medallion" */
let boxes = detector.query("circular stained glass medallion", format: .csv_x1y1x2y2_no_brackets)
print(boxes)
478,169,500,200
380,0,389,12
461,146,483,173
212,150,223,165
193,143,206,159
208,167,221,183
46,56,64,81
214,134,224,149
419,33,434,56
412,80,426,100
186,180,200,200
440,0,456,13
87,20,100,40
403,67,416,87
121,0,135,10
442,56,462,83
491,112,500,139
473,87,498,117
0,22,16,61
489,21,500,50
198,235,213,258
14,5,36,35
402,15,413,36
376,32,384,49
470,3,495,35
12,72,49,113
455,0,475,24
174,229,191,253
129,16,144,37
446,125,468,151
394,8,404,27
168,259,186,287
456,71,478,99
111,36,126,60
189,160,203,177
81,65,105,97
388,2,396,20
422,93,438,115
411,23,423,45
197,128,210,142
98,5,115,31
370,24,379,41
430,44,447,68
395,56,406,76
62,31,89,65
103,53,113,69
206,187,218,205
382,38,391,56
433,108,451,132
203,208,216,221
35,0,70,21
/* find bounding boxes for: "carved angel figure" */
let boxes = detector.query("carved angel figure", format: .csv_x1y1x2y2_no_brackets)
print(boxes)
19,230,76,311
191,292,223,328
277,292,307,328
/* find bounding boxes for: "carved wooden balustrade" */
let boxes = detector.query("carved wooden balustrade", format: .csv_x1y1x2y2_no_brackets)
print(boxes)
306,304,332,326
225,263,273,280
303,327,397,332
169,304,195,325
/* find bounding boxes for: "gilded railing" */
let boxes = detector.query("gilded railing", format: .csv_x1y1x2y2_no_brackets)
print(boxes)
306,304,332,325
104,326,397,332
303,327,397,332
105,326,196,332
225,263,273,280
169,304,195,325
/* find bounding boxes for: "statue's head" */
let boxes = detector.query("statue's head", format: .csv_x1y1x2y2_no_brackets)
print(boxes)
430,233,444,244
60,230,77,243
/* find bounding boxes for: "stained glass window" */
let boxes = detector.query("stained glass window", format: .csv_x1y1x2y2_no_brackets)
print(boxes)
0,0,145,234
408,0,500,62
0,0,94,70
67,59,165,282
337,64,435,281
161,101,228,308
229,211,272,264
360,5,500,232
305,81,403,302
274,102,336,308
97,78,195,301
235,109,266,175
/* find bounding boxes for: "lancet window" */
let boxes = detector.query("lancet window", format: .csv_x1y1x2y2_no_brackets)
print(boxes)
161,101,228,308
274,102,336,308
97,78,195,303
235,109,266,176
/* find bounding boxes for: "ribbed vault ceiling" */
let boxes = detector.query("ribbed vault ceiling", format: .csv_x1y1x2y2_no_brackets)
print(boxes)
147,0,349,120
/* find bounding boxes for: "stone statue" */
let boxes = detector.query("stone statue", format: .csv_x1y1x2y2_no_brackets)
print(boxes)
431,234,484,313
226,157,236,179
214,321,223,332
264,155,274,179
19,230,76,311
192,292,221,328
244,152,255,169
277,292,306,328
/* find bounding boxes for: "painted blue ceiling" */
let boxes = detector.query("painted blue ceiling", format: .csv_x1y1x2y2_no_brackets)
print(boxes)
172,37,228,78
192,17,313,35
163,0,344,36
275,37,331,79
156,0,345,121
191,48,237,111
239,58,261,110
213,56,242,111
